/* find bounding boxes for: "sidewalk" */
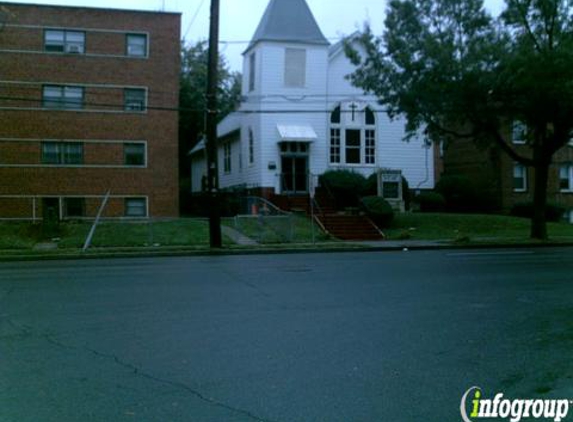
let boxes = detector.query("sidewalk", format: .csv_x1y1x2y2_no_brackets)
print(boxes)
1,237,572,263
221,225,258,246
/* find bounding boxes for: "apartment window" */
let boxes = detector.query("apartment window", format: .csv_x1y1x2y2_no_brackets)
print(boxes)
330,104,376,165
125,198,147,217
126,34,148,57
223,142,232,174
64,198,85,218
124,89,146,111
249,129,255,164
513,163,527,192
512,120,527,144
249,53,256,92
41,142,83,165
44,29,85,54
284,48,306,88
559,165,572,191
43,85,84,110
124,143,146,166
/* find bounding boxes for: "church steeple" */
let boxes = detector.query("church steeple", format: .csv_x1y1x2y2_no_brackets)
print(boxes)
245,0,329,53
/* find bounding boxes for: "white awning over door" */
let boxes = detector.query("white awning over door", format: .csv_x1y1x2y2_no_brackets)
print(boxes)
277,125,317,142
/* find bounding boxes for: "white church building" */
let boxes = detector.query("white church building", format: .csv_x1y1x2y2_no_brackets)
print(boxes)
190,0,435,200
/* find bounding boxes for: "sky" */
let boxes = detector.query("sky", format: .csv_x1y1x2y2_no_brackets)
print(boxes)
6,0,506,71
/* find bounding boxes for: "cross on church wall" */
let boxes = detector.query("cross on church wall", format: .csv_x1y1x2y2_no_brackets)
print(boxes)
349,102,358,121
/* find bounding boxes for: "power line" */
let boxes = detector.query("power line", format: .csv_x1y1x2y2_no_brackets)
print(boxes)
0,94,394,114
218,36,349,45
2,83,384,102
183,0,207,40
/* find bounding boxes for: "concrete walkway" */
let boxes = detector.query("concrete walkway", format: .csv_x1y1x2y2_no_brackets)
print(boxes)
356,239,447,249
221,225,258,246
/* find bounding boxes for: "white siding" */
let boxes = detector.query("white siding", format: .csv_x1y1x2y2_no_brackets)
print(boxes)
217,37,435,194
326,42,435,189
218,135,244,189
190,153,206,193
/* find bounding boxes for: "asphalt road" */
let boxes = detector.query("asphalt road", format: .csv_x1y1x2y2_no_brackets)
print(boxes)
1,248,572,422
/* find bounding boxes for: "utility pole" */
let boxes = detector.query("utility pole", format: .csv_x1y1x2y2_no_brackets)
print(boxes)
205,0,222,248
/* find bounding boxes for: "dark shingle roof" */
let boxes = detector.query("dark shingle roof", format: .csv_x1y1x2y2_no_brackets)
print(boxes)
245,0,329,53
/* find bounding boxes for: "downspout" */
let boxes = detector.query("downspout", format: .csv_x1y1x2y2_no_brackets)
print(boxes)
416,140,431,189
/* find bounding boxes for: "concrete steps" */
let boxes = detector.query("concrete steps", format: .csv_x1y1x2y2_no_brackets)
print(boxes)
270,190,384,241
317,214,384,241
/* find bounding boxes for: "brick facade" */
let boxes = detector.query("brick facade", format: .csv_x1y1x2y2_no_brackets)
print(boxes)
0,2,180,220
441,126,573,220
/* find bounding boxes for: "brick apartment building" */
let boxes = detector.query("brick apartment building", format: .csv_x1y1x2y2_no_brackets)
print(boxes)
0,2,180,220
440,122,573,223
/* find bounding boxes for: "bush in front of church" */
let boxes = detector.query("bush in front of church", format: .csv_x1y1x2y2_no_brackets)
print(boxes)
361,196,394,228
319,170,367,209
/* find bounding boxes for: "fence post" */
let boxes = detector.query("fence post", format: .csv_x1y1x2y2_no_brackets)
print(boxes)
309,173,316,244
82,190,111,252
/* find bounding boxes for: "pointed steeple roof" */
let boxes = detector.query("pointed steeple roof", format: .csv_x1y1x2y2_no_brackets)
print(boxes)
245,0,329,53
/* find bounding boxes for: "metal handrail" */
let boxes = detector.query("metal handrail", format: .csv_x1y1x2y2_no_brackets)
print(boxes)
240,195,292,216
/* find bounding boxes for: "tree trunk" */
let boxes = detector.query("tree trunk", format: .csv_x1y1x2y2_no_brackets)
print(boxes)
530,158,550,240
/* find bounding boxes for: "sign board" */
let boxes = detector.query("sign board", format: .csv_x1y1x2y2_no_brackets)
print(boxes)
377,169,405,212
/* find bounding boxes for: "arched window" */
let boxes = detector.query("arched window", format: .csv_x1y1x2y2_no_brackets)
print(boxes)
329,103,376,165
331,105,341,124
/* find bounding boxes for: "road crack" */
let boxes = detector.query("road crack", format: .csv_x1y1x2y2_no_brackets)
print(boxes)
84,346,279,422
36,329,279,422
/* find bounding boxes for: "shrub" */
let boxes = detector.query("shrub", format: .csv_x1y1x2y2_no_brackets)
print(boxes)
510,202,566,222
361,196,394,228
436,174,477,212
319,170,367,209
416,192,446,212
365,173,378,196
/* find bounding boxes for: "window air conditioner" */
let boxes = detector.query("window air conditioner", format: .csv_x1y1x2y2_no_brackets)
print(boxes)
127,102,144,111
66,44,83,54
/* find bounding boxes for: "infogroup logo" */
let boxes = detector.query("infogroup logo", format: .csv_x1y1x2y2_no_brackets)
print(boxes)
460,387,571,422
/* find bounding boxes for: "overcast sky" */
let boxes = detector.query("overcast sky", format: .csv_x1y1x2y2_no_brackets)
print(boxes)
8,0,506,70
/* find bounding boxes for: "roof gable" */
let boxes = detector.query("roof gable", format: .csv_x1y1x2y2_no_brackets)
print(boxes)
245,0,329,53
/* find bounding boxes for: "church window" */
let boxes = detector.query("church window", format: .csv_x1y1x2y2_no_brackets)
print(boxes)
329,104,377,165
249,129,255,164
249,53,256,92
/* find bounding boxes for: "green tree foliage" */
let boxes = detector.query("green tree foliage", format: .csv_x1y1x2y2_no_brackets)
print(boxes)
179,41,241,212
347,0,573,239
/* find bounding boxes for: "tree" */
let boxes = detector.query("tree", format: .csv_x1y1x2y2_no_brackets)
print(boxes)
179,40,241,213
347,0,573,239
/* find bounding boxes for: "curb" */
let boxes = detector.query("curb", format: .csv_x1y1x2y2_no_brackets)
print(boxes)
1,241,572,263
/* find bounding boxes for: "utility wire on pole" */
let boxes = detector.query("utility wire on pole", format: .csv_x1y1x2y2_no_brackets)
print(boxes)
205,0,222,248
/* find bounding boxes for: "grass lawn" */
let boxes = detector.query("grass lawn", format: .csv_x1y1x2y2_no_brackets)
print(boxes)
0,219,223,250
383,213,573,242
0,223,39,250
223,214,331,244
0,214,571,252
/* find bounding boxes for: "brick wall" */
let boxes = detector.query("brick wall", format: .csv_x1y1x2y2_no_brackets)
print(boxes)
443,128,573,215
0,2,181,219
